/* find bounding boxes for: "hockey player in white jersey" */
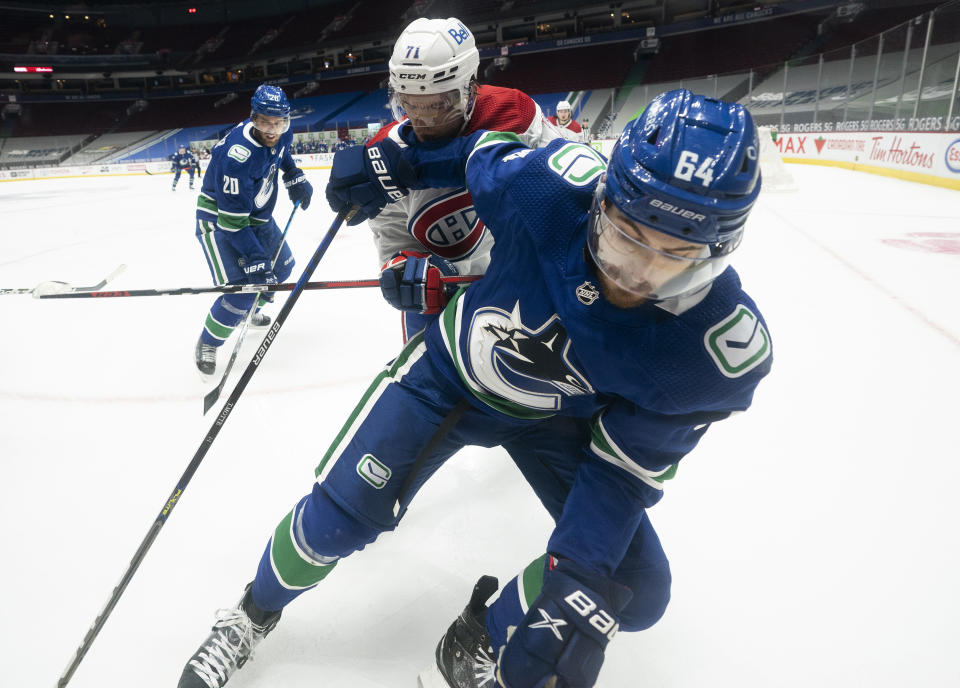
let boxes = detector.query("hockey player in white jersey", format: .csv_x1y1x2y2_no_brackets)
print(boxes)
361,17,565,341
547,99,584,142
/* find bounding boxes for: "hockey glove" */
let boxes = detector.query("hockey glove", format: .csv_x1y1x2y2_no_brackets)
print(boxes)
496,559,632,688
379,251,459,315
241,256,277,285
325,139,414,226
283,167,313,210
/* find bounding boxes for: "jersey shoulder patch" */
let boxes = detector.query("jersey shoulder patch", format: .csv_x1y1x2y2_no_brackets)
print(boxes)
703,304,771,378
546,141,606,187
227,144,251,163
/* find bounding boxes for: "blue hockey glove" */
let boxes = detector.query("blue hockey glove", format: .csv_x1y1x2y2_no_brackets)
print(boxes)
240,256,277,285
325,139,414,225
379,251,459,315
283,167,313,210
496,559,633,688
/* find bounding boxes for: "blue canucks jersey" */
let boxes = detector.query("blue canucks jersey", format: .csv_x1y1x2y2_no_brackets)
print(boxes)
196,120,296,234
170,150,198,170
409,132,773,507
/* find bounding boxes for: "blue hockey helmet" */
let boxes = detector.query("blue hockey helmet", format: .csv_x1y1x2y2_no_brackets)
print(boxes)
250,84,291,135
588,89,761,302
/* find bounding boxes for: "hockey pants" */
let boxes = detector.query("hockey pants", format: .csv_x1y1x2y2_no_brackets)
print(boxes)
250,333,671,635
196,217,295,347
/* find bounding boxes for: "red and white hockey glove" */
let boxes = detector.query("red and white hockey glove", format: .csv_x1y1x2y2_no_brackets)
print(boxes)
379,251,459,315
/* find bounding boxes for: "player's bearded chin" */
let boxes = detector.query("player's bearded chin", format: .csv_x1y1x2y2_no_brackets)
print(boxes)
585,247,651,308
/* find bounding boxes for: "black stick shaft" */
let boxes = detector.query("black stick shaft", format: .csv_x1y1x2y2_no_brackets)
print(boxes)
55,208,352,688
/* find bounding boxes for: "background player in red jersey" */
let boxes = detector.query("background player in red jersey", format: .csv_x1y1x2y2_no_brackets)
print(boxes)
360,17,565,341
547,99,584,142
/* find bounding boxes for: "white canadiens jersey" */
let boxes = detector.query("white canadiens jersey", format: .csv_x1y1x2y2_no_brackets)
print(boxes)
367,85,566,275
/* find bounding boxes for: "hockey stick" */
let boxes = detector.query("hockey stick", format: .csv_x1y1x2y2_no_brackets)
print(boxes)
203,202,300,415
55,206,354,688
0,264,127,296
392,398,471,519
33,275,479,300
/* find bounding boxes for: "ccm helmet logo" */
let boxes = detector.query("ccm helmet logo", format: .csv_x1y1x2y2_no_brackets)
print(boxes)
367,147,406,202
649,198,706,222
398,73,426,80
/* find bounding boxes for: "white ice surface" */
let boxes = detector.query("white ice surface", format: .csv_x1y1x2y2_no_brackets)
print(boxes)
1,166,958,687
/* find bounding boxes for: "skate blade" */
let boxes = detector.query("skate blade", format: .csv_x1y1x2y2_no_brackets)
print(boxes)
416,664,450,688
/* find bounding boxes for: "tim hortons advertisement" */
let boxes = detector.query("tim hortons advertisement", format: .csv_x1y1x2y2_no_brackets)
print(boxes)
771,130,960,188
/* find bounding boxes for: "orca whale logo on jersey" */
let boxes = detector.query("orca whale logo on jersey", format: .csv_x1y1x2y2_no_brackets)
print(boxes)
408,189,485,261
254,161,278,209
467,301,593,411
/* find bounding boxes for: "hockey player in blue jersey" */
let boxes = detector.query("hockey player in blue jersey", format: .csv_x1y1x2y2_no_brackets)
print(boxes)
193,84,314,376
170,145,200,190
177,89,771,688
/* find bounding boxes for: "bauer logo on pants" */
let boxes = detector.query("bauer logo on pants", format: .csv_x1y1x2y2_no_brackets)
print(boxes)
357,454,392,489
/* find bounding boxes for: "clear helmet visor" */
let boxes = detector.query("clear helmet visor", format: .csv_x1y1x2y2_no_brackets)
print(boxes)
588,186,740,302
388,86,472,133
251,112,290,136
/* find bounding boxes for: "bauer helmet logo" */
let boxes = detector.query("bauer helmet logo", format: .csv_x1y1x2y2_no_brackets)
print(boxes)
649,198,706,222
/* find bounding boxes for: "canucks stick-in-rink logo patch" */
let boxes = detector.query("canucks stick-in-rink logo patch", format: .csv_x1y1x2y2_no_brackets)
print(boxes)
467,301,593,411
227,144,251,163
547,143,606,187
704,304,771,378
357,454,391,489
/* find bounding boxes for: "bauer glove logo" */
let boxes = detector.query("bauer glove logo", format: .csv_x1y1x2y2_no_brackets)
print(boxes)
367,147,406,202
564,589,619,640
528,608,568,641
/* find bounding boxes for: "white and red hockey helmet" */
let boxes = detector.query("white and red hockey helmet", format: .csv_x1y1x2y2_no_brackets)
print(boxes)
388,18,480,123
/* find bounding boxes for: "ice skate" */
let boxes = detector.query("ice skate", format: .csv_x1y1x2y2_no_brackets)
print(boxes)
418,576,499,688
250,311,271,327
195,336,218,377
177,585,281,688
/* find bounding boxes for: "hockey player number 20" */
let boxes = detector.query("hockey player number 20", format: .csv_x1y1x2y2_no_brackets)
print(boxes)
674,151,714,187
222,176,239,194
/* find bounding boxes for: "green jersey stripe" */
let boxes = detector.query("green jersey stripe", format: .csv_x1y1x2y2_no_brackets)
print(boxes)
467,131,522,166
589,414,678,489
201,225,226,284
217,212,250,231
204,313,233,340
268,509,336,589
313,333,427,484
518,554,551,613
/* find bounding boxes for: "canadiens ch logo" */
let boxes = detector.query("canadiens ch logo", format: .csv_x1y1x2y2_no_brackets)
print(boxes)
408,189,485,261
575,281,599,305
467,301,593,411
